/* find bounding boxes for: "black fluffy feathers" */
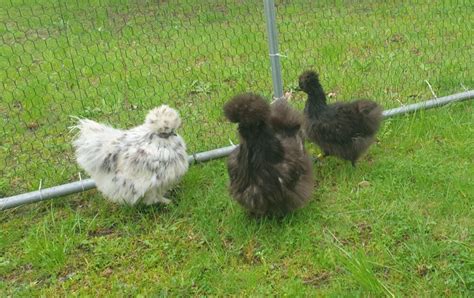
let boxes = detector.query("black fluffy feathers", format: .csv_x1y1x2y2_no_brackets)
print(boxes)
224,93,314,217
299,70,383,166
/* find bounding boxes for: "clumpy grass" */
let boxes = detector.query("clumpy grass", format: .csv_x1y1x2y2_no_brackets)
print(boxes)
327,229,395,297
1,0,473,296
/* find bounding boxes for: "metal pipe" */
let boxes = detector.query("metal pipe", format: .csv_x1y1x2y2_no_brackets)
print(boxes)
382,90,474,118
264,0,284,99
0,145,237,211
189,145,237,164
1,90,473,210
0,179,97,211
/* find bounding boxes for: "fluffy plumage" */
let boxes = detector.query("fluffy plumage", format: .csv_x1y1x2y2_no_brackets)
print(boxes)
224,93,314,217
299,70,383,166
71,105,188,205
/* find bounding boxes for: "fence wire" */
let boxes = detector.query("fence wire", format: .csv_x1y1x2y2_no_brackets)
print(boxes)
1,0,472,197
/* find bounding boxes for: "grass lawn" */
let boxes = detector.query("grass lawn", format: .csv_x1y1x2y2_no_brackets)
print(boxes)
1,0,473,296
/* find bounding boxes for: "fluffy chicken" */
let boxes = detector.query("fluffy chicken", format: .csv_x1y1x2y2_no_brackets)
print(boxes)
299,70,383,166
224,93,314,217
72,105,188,205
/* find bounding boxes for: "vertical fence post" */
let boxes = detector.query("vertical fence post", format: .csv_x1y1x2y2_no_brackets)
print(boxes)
264,0,284,100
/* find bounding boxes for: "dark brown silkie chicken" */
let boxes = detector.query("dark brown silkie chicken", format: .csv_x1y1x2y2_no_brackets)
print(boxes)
299,70,383,166
224,93,314,217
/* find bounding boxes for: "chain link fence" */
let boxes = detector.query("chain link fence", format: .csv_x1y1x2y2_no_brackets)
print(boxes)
1,0,472,198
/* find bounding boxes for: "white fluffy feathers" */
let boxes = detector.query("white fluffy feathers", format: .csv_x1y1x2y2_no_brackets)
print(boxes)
72,105,189,205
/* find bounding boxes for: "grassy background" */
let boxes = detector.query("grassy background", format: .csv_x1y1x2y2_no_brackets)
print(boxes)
1,0,473,295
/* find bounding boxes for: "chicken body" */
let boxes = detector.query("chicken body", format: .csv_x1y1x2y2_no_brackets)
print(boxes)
225,94,314,217
299,71,383,166
72,106,188,205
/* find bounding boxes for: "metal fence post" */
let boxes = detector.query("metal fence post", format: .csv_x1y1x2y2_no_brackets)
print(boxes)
264,0,284,100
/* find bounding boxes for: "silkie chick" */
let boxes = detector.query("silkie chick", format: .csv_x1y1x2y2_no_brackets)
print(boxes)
299,70,383,166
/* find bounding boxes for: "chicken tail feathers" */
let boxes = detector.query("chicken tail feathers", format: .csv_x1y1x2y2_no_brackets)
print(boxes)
72,118,108,135
356,100,384,131
269,99,302,135
70,117,122,174
358,100,383,119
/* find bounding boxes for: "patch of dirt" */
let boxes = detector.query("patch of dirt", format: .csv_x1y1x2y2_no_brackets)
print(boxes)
338,236,356,246
0,104,7,115
26,121,40,131
303,271,331,287
222,77,237,87
88,226,115,237
411,47,421,56
358,221,372,234
101,267,114,277
416,264,432,277
222,235,234,250
385,33,406,46
434,135,445,145
76,242,92,253
240,239,262,265
9,177,24,190
2,263,33,283
391,33,405,43
58,266,77,283
394,232,410,246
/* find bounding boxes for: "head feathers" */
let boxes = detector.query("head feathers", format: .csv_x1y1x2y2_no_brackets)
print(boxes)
298,70,323,93
223,93,271,125
145,105,181,133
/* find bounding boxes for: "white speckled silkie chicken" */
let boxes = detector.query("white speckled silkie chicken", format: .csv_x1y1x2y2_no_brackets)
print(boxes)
71,105,188,205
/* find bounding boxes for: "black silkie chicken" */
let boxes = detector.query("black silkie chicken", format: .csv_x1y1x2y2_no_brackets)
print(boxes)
299,70,383,166
224,93,314,217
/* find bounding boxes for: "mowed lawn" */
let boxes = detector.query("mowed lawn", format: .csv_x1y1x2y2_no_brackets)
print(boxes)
1,0,473,296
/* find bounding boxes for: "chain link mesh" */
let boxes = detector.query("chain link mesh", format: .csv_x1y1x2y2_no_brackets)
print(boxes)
277,0,472,109
1,0,472,197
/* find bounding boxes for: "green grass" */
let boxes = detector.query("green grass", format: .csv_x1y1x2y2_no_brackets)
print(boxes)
1,0,473,295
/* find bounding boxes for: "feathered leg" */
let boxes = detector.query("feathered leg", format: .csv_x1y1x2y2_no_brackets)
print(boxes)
143,188,172,205
158,197,172,205
156,188,172,205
